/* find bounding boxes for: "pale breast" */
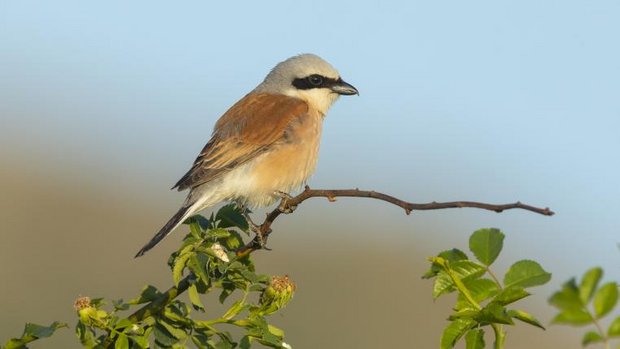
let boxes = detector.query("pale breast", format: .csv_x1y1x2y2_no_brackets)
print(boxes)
241,110,324,207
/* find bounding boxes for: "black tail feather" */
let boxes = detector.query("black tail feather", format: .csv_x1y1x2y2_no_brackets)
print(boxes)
135,206,191,258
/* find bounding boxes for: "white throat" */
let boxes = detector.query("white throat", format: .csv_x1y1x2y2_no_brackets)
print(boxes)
284,88,339,116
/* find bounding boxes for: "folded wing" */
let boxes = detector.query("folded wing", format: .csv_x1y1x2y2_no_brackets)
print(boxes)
173,93,309,191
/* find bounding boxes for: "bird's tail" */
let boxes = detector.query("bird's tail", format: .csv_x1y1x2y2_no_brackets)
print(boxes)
134,204,197,258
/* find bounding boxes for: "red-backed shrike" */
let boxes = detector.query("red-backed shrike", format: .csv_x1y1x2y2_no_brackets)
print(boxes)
135,54,358,257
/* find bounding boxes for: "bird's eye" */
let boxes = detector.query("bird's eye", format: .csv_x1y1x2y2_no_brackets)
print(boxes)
307,75,324,86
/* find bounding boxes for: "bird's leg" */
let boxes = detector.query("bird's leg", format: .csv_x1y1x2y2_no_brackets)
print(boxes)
236,202,271,250
240,209,259,233
274,191,297,213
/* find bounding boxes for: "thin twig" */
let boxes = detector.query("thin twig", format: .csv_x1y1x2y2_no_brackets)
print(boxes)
236,186,554,257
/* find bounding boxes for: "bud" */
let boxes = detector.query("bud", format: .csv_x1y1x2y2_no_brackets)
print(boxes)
74,296,91,311
74,296,95,323
259,275,296,315
74,296,108,326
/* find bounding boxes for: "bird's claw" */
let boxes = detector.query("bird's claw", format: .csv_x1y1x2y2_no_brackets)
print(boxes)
239,204,271,250
255,230,272,251
275,191,297,213
248,223,271,250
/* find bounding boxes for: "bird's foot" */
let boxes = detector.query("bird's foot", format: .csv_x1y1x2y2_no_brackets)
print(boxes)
238,205,271,250
275,191,297,213
254,228,271,250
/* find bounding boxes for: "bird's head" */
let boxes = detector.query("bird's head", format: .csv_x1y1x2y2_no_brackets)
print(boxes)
255,54,358,115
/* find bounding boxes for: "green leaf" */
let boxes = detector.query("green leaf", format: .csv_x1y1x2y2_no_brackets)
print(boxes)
441,248,469,261
423,249,468,279
549,278,584,310
582,331,604,346
188,284,206,311
216,204,249,231
267,324,285,338
469,228,504,266
112,299,130,311
608,316,620,336
186,215,210,230
115,333,129,349
594,282,618,319
186,216,204,239
493,286,530,305
465,329,485,349
440,318,476,349
129,285,162,304
214,332,236,349
166,300,190,320
448,308,480,321
191,334,210,349
464,278,500,300
4,322,68,349
89,298,105,307
551,309,593,325
75,322,97,347
219,285,235,304
172,246,193,286
239,336,252,349
223,299,247,320
434,272,457,299
508,309,545,329
129,335,150,349
189,254,210,285
503,260,551,288
263,332,284,347
477,302,514,325
156,319,188,340
114,319,133,330
456,278,499,310
451,260,486,280
24,322,67,339
238,268,259,283
579,267,603,303
433,260,486,299
207,228,232,239
224,230,244,250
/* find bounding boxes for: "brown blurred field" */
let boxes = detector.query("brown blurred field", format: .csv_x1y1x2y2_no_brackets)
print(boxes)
0,155,580,348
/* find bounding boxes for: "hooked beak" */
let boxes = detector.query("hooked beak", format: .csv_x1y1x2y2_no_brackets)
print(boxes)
330,78,359,96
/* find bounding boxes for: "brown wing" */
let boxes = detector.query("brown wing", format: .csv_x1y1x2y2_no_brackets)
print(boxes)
173,93,309,191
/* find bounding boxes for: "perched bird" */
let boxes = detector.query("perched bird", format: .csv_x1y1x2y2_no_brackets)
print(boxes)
135,54,358,257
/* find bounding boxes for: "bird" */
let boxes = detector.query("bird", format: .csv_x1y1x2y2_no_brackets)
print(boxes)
135,54,358,257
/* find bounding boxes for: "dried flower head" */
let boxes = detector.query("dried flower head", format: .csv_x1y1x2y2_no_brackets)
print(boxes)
73,296,91,311
259,275,296,315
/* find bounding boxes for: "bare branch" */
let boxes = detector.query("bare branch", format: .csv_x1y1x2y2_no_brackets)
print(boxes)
236,186,554,257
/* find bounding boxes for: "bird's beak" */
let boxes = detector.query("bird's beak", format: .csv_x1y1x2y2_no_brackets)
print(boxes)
330,78,359,96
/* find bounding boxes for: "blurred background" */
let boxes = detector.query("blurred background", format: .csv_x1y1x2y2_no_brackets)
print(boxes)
1,1,619,347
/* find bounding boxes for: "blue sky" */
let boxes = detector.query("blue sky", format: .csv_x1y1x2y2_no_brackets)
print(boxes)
2,0,620,307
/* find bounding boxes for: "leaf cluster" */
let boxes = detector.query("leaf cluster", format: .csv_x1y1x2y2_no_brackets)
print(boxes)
424,228,551,349
68,204,294,349
549,267,620,347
